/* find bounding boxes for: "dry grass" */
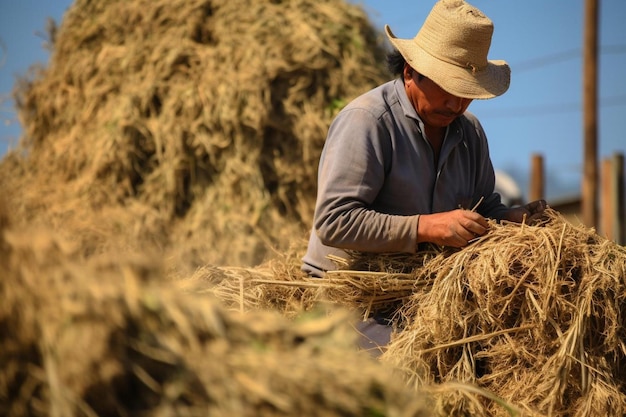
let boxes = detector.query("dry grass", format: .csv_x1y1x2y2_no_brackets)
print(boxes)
0,213,434,417
3,0,389,268
376,209,626,416
179,209,626,416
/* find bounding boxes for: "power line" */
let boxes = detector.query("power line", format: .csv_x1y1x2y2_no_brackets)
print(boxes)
477,94,626,118
513,44,626,72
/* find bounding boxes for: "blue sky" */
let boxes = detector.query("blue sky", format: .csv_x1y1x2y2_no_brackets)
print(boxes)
1,0,625,201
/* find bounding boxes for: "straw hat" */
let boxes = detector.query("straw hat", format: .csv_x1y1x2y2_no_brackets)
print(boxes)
385,0,510,99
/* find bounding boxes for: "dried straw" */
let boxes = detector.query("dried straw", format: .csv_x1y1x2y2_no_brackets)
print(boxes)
2,0,390,267
169,210,626,416
374,209,626,416
0,218,433,417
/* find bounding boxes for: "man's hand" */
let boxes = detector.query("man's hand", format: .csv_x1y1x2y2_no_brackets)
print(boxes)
502,199,548,224
417,209,490,248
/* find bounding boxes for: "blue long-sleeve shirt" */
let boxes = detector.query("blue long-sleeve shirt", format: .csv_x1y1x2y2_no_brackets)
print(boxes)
302,78,508,276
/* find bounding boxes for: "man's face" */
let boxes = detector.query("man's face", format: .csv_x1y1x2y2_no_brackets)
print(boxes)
405,68,473,128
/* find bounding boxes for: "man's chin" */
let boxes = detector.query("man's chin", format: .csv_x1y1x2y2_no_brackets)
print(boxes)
432,114,458,126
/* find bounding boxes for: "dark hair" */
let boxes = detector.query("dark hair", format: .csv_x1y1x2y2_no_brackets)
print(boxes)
386,49,406,77
386,49,424,82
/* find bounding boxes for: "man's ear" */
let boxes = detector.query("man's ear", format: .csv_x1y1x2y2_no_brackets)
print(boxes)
402,64,413,82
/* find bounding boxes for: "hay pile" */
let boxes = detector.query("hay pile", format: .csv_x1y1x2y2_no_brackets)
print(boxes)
346,210,626,416
188,209,626,416
381,210,626,416
0,207,434,417
2,0,388,268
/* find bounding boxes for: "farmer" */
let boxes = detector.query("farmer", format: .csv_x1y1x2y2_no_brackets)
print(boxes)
301,0,547,355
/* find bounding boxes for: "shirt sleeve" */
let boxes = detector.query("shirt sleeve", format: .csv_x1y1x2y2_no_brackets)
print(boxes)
313,107,419,253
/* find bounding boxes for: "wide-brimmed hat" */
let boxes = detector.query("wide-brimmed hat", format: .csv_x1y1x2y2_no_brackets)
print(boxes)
385,0,510,99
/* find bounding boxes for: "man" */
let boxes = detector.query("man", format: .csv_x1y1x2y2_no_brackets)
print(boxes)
302,0,546,355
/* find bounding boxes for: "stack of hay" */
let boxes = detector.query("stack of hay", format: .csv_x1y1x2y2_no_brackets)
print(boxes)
2,0,389,268
0,205,433,417
190,209,626,416
328,210,626,416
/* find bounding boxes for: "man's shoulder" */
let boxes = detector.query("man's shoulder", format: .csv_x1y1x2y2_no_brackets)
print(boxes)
341,80,398,119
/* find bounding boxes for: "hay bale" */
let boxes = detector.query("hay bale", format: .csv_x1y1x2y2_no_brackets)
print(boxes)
193,209,626,416
375,209,626,416
3,0,389,267
0,219,433,417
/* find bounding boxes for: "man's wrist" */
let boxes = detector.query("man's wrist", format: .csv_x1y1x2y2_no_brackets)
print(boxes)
415,214,421,249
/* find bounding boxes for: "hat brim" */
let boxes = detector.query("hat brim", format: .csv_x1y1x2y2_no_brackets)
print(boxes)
385,25,510,100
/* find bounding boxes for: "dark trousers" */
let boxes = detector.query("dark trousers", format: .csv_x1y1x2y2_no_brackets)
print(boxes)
354,317,393,358
304,268,395,358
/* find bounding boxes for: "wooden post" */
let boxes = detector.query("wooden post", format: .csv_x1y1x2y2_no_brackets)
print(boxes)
602,153,626,244
581,0,599,228
529,153,544,202
613,153,624,244
601,158,613,240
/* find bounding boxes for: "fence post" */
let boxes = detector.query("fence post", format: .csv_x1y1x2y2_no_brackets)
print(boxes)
601,158,613,240
613,152,624,245
529,153,544,202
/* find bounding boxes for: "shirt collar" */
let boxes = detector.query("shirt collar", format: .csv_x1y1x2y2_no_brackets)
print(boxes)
393,78,419,121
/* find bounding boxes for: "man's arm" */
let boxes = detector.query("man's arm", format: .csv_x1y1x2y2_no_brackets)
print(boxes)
314,108,420,253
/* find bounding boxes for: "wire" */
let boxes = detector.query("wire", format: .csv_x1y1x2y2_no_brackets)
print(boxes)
477,94,626,118
513,44,626,73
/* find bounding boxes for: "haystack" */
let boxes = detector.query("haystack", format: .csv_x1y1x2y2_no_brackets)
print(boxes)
0,204,434,417
379,210,626,416
189,209,626,416
2,0,389,268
